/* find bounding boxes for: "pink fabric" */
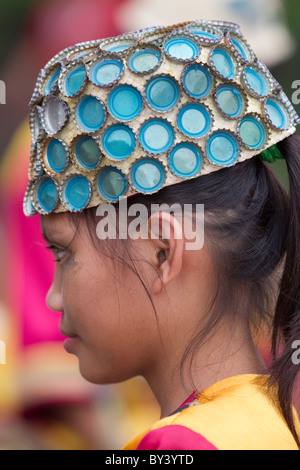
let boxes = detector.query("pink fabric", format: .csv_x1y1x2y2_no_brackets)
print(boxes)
136,425,218,450
20,198,64,345
1,188,63,347
179,391,198,408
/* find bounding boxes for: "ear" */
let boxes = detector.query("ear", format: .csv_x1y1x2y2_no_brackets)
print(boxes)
148,211,185,295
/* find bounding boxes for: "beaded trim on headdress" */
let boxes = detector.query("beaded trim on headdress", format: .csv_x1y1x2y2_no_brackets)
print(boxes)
24,19,300,217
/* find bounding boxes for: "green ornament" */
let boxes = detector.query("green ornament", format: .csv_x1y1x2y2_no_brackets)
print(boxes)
260,145,284,163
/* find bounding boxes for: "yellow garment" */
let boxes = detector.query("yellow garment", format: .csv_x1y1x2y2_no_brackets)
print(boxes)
123,374,300,450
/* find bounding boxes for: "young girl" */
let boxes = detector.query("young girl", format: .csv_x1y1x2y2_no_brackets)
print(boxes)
23,20,300,450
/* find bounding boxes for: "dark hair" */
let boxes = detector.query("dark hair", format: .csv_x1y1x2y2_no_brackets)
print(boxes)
68,133,300,447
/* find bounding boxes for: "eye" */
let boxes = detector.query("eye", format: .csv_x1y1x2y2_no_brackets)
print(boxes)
46,245,67,263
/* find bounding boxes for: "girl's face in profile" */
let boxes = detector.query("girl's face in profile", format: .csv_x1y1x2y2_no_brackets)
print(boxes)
41,212,162,385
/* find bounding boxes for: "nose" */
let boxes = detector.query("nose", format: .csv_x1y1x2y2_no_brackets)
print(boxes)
46,270,63,313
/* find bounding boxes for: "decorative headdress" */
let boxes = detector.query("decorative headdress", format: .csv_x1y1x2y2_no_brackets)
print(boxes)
23,19,300,217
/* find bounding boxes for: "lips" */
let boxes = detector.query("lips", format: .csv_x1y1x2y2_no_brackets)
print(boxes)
60,319,80,354
63,335,79,354
60,322,77,339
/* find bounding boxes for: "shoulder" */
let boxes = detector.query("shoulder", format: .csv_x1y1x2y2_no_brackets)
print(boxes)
123,376,300,450
136,424,218,450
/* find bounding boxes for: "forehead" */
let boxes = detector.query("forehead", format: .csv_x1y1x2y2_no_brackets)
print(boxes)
40,213,75,241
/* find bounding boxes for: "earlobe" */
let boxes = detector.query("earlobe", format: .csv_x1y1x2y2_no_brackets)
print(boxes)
148,211,185,294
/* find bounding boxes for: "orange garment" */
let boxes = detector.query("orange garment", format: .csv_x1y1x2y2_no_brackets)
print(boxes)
123,374,300,450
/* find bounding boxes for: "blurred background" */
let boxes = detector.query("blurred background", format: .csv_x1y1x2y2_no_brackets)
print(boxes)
0,0,299,450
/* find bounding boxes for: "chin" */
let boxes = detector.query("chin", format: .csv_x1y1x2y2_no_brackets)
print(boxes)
77,357,134,386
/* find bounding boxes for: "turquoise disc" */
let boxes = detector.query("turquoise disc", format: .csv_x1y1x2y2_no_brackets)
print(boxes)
177,104,211,138
211,49,235,79
108,85,143,121
168,143,202,177
107,42,134,53
64,176,91,210
45,67,61,95
145,75,179,111
230,37,248,60
98,167,128,201
75,136,101,169
239,116,266,149
90,59,123,86
244,67,268,96
131,159,165,193
36,178,58,213
164,37,200,60
77,96,106,132
129,49,161,73
207,131,239,166
265,99,287,129
215,85,244,118
65,65,86,96
103,124,136,160
47,139,67,173
189,29,218,40
182,64,213,99
139,119,174,154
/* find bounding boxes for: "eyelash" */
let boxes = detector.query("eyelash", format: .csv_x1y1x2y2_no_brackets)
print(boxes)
46,245,67,263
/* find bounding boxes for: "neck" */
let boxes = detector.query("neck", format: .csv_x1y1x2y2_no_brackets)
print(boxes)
143,320,267,419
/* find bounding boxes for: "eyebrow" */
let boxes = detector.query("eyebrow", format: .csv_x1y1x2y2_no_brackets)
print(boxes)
41,227,62,244
41,223,76,250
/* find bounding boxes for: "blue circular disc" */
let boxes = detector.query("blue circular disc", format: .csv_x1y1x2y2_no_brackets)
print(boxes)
182,64,213,99
75,136,101,169
215,85,244,118
90,59,123,86
36,178,58,213
139,119,175,154
230,37,248,60
211,48,235,79
109,45,130,52
45,67,61,95
108,85,143,121
103,124,136,160
189,29,218,40
177,104,211,138
244,67,268,96
239,116,266,149
98,167,128,201
64,176,91,210
106,42,135,53
265,99,287,129
168,143,202,177
145,76,179,111
64,65,86,96
46,139,67,173
77,96,106,132
207,131,239,166
131,158,165,193
129,49,161,73
164,37,200,60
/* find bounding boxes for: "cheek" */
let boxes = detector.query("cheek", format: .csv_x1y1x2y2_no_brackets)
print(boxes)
62,262,159,383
